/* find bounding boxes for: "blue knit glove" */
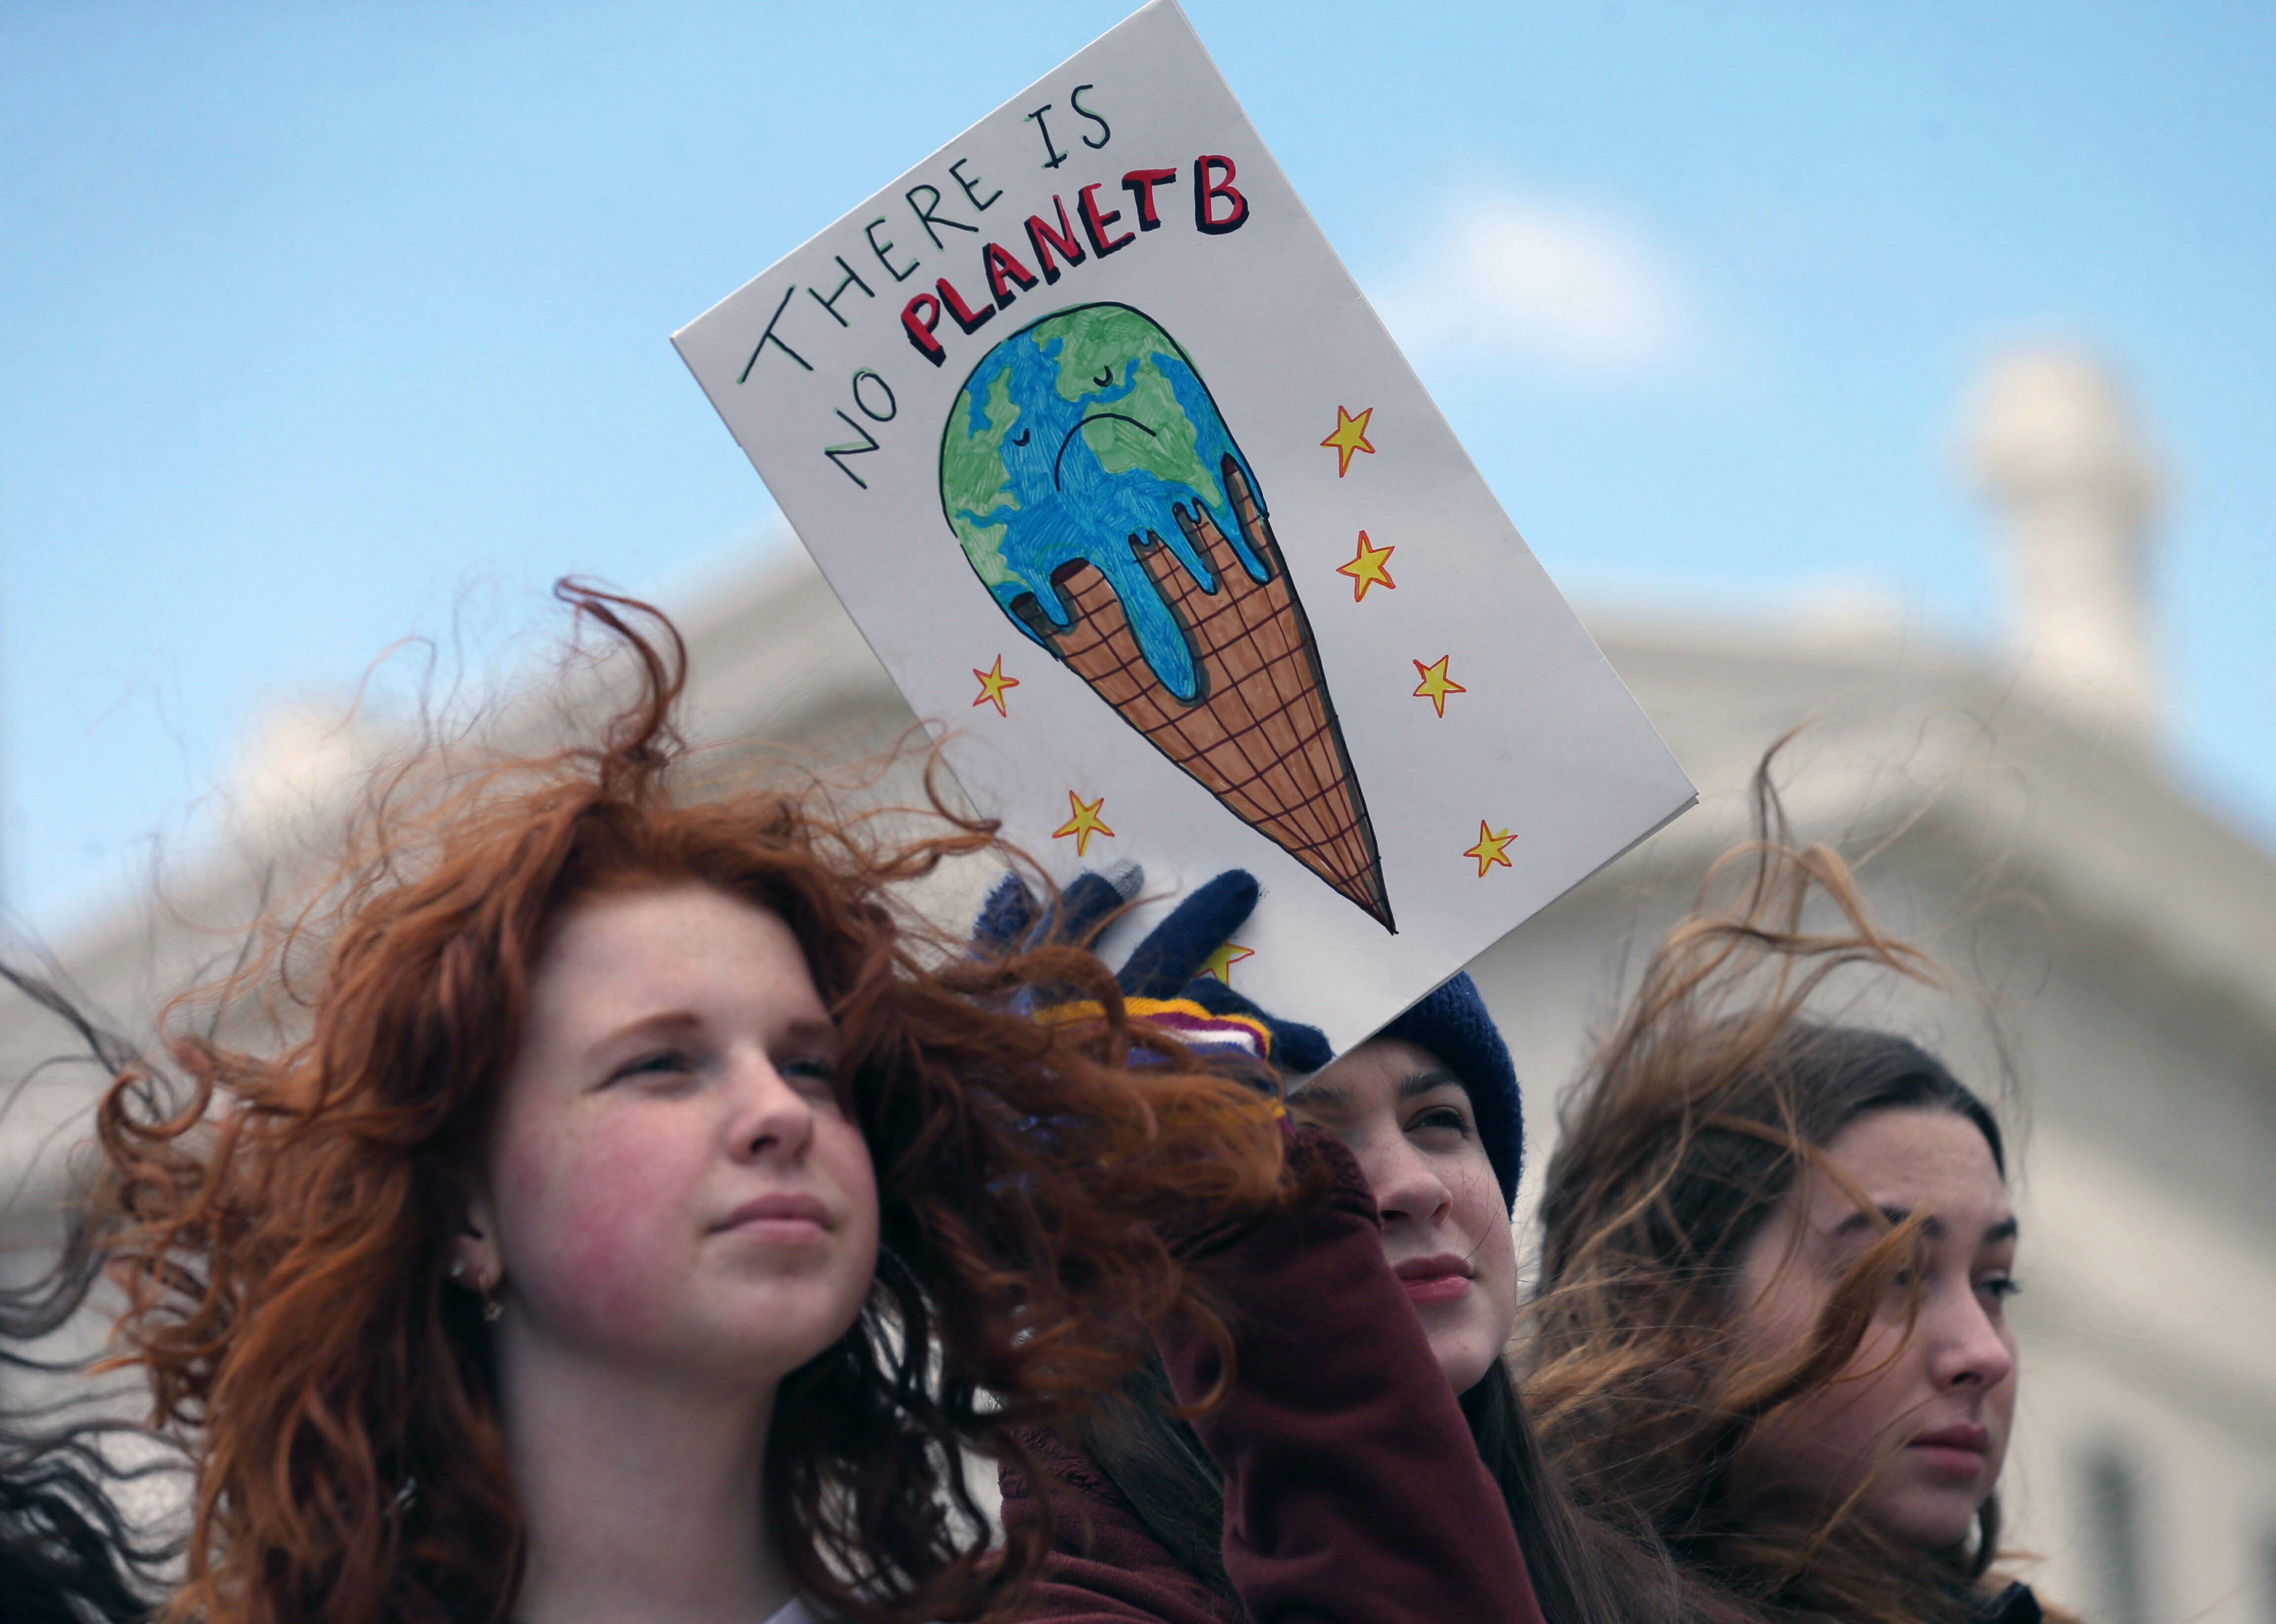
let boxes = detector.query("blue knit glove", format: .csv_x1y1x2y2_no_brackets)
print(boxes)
971,866,1330,1078
971,862,1140,960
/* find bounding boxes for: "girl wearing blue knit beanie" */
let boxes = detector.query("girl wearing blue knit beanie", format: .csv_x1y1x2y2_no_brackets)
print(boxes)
982,866,1599,1624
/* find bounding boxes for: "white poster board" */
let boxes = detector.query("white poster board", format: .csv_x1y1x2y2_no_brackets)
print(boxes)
675,0,1694,1054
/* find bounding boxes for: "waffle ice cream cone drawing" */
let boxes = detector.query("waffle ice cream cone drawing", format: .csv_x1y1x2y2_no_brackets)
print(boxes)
940,302,1392,930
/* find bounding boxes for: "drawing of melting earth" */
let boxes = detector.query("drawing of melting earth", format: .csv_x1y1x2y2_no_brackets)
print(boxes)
939,301,1393,930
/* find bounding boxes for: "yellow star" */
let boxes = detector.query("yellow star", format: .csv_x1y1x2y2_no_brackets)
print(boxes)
1412,654,1467,718
972,654,1019,717
1336,530,1396,602
1320,405,1376,477
1464,819,1516,877
1052,791,1115,857
1201,941,1256,984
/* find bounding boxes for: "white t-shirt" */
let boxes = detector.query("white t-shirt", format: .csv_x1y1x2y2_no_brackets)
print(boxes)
763,1602,821,1624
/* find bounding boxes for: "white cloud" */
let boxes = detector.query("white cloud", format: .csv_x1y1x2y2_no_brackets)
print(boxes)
1370,193,1691,377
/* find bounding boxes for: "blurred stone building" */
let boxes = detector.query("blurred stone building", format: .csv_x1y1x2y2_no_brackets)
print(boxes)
4,353,2271,1621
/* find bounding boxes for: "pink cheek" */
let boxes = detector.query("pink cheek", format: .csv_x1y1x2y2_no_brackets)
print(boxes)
500,1124,699,1339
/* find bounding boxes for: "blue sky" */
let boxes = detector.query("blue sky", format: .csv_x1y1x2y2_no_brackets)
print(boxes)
4,0,2271,941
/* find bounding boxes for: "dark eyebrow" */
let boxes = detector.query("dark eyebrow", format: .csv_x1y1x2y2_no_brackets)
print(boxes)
1829,1208,2020,1247
1831,1205,1944,1242
1283,1079,1345,1111
1398,1069,1468,1102
1289,1068,1467,1109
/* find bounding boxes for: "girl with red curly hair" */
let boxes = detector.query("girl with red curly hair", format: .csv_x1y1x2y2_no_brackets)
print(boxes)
96,588,1292,1624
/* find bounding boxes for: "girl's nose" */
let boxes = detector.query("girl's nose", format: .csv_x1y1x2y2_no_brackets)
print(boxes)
727,1054,816,1162
1931,1290,2017,1393
1366,1139,1454,1231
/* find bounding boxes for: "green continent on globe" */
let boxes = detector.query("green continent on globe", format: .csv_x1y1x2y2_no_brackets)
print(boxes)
939,366,1021,590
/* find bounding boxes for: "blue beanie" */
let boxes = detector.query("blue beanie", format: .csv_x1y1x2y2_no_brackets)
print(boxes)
1381,972,1523,1211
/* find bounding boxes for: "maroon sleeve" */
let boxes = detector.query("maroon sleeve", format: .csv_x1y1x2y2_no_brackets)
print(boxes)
1157,1131,1547,1624
999,1425,1241,1624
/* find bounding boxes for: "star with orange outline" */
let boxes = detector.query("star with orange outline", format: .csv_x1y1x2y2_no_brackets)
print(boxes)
1201,941,1255,984
1464,820,1515,877
1412,655,1466,718
1336,530,1396,602
972,655,1019,717
1321,405,1376,477
1052,791,1115,857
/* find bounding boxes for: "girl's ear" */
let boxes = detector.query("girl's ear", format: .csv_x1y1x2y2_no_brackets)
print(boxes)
449,1180,504,1294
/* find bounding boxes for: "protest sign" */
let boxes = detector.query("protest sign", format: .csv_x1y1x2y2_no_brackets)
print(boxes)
674,0,1695,1053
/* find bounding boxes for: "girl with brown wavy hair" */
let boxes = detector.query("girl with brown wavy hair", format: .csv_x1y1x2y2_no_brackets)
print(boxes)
94,586,1292,1624
1522,761,2055,1624
0,1080,178,1622
0,1236,167,1624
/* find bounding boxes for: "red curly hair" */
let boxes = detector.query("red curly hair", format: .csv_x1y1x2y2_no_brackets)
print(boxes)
98,585,1287,1624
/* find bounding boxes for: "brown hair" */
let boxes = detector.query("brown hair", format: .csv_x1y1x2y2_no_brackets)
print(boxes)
2,966,198,1623
1523,755,2034,1624
96,585,1287,1624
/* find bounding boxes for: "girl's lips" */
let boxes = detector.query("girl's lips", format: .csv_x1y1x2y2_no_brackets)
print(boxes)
713,1193,832,1243
1907,1423,1991,1478
1909,1443,1989,1479
1393,1254,1475,1306
1910,1422,1991,1452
